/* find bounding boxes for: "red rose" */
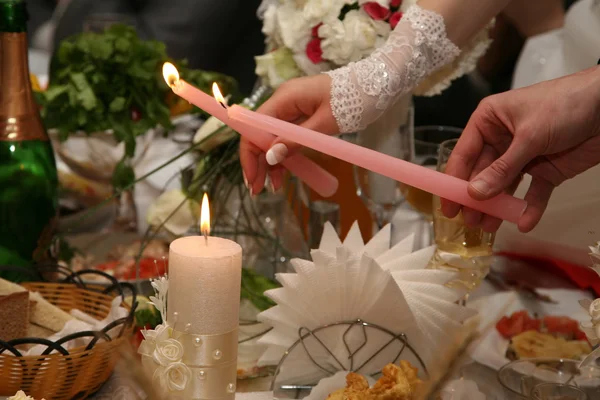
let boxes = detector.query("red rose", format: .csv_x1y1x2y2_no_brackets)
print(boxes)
363,2,390,21
306,38,323,64
311,23,323,38
390,0,402,8
390,11,403,29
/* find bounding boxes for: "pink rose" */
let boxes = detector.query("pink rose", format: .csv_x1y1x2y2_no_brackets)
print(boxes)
311,23,323,38
363,2,390,21
390,11,403,29
306,38,323,64
390,0,402,8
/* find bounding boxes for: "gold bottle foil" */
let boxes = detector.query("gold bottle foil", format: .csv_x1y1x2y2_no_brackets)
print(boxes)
0,32,48,141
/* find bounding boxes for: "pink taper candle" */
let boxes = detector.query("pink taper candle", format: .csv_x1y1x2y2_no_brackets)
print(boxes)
227,105,527,224
162,63,338,197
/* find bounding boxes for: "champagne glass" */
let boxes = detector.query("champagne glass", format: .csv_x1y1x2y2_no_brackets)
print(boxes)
427,139,495,292
399,126,462,248
352,100,414,229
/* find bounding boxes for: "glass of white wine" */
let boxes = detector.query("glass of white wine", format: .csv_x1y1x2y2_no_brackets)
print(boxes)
400,126,463,220
427,139,495,292
398,126,462,249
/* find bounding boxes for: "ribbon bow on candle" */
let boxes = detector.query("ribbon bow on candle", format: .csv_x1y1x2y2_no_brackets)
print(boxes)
162,63,339,198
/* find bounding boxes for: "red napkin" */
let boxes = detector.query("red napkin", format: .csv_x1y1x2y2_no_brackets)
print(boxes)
497,252,600,296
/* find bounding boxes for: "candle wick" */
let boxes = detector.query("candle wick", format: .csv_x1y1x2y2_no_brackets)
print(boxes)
204,231,208,246
218,101,227,110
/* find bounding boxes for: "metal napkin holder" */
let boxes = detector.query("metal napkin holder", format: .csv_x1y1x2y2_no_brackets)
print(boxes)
271,319,428,396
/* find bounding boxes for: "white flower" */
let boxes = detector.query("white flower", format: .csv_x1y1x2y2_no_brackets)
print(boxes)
193,117,238,153
261,4,278,37
142,323,171,344
303,0,346,25
276,2,311,53
146,189,200,236
320,10,385,66
256,47,304,88
154,362,192,392
153,338,184,366
293,52,330,76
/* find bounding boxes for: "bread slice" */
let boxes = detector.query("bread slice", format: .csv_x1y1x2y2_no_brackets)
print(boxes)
0,278,73,333
0,292,29,341
27,323,54,339
28,292,73,332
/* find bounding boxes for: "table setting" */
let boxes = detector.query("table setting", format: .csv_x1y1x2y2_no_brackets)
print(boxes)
2,0,600,399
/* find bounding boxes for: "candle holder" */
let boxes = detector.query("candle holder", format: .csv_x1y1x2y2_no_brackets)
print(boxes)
138,274,239,399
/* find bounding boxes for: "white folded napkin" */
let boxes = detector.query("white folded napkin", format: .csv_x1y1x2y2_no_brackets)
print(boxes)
439,379,486,400
25,297,129,356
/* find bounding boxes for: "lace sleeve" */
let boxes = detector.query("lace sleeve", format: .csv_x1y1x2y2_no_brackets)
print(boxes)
325,5,460,133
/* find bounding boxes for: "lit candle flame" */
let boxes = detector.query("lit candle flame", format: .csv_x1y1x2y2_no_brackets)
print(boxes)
162,62,180,88
212,83,227,109
200,193,210,239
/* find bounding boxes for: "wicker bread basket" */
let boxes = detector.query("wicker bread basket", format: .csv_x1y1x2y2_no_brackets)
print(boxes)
0,267,137,399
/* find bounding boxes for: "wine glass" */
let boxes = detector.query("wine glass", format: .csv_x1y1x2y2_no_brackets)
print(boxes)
427,139,496,292
531,383,589,400
352,102,414,229
398,126,462,248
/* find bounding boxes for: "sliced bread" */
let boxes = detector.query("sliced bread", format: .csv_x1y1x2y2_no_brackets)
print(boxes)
0,291,29,341
26,323,54,339
0,278,74,333
28,292,73,332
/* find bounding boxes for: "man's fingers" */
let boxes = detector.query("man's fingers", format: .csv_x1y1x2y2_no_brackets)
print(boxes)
468,136,535,200
518,177,554,232
462,144,499,227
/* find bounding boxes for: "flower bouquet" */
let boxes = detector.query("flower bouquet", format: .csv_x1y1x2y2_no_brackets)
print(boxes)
256,0,492,96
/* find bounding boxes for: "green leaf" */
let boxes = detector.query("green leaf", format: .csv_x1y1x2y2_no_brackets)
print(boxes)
43,85,68,102
109,97,126,112
115,37,130,53
88,36,113,60
70,72,97,110
112,158,136,190
135,308,162,328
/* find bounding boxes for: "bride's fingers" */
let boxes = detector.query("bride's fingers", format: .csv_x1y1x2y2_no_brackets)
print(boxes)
240,138,262,189
266,106,340,166
268,166,285,192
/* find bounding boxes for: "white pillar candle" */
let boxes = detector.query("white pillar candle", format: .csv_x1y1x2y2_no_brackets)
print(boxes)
167,194,242,335
168,236,242,335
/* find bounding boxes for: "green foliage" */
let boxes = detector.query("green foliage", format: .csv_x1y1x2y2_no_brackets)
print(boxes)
241,267,279,311
37,24,240,183
135,307,162,328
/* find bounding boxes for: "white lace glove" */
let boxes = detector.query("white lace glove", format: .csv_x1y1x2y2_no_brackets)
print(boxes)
326,5,460,133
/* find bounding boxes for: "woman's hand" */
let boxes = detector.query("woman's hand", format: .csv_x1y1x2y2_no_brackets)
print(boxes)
240,74,339,195
442,67,600,233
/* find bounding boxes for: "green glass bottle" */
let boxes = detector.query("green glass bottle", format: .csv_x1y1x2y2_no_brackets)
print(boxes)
0,0,58,281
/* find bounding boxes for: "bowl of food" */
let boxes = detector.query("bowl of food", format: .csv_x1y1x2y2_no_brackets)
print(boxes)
498,358,600,399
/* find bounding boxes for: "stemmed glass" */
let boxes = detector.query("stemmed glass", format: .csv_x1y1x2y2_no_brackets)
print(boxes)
427,139,496,292
351,104,414,229
398,126,462,248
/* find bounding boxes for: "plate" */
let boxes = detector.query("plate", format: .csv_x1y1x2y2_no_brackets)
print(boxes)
468,289,594,370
